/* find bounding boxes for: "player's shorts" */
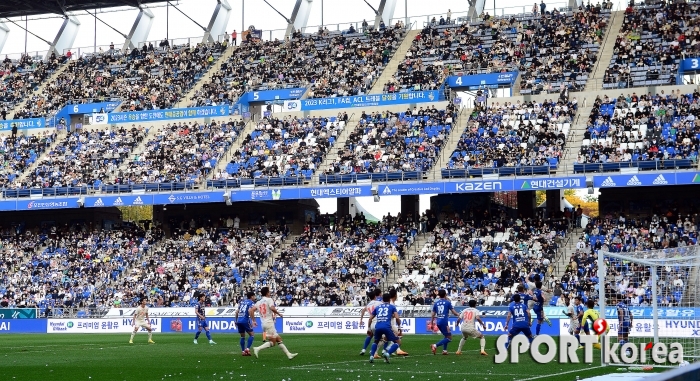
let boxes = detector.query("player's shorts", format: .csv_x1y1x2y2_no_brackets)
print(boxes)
461,327,482,338
374,326,398,343
262,321,278,338
618,322,631,336
368,321,376,334
533,308,544,321
575,321,590,334
198,319,208,329
134,320,150,330
568,320,580,335
236,321,252,334
509,326,533,337
436,322,451,337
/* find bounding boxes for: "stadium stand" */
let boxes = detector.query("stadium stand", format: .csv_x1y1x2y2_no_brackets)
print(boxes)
383,6,609,95
15,41,228,119
0,131,58,190
14,218,288,313
129,222,288,309
20,127,146,190
394,213,567,306
574,90,699,172
442,99,576,178
562,213,699,307
190,23,406,106
17,223,160,315
209,114,346,188
321,104,457,183
0,53,65,112
112,119,244,190
602,1,682,89
255,212,417,306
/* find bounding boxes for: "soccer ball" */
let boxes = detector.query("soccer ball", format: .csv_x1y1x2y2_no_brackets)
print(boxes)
679,360,690,367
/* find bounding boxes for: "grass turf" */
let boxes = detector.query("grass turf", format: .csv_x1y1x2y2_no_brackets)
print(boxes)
0,334,666,381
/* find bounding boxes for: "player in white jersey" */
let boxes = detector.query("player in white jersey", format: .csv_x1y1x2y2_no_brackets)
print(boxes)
455,300,487,355
384,288,409,356
562,295,580,335
250,287,297,360
359,288,383,355
129,299,155,344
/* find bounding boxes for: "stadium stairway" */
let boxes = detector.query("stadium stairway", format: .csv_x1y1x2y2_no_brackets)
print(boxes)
313,115,357,184
584,10,625,92
512,72,523,95
553,228,580,279
558,102,593,173
426,106,471,180
368,29,421,95
14,129,69,185
174,44,240,109
109,126,160,184
387,232,430,287
206,118,256,181
236,232,299,296
7,60,73,119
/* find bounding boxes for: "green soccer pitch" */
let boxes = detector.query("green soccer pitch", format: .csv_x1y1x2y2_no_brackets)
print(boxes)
0,334,666,381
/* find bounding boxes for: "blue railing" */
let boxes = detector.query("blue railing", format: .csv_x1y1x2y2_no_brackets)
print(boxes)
319,172,425,184
442,165,555,178
573,159,694,173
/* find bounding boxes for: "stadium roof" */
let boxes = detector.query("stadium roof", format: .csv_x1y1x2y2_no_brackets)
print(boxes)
0,0,166,19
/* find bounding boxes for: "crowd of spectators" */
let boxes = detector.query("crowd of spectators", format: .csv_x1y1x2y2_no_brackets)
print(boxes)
384,5,609,95
15,41,228,119
394,209,566,306
577,90,700,165
0,53,64,114
324,105,455,177
445,99,575,173
119,221,287,308
118,119,244,186
213,114,347,181
603,1,689,88
0,214,292,311
561,210,699,309
255,211,417,307
0,131,58,189
20,126,146,189
0,223,158,313
191,24,406,107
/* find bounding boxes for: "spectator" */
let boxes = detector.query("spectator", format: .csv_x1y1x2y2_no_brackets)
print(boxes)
232,30,237,46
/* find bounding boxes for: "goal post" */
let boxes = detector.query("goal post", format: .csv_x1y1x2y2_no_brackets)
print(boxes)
598,245,700,368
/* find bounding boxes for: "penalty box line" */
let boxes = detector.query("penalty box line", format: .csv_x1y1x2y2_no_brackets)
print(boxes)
283,350,482,369
280,366,522,377
515,365,605,381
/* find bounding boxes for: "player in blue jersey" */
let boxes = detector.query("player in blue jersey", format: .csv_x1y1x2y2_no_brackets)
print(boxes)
532,281,552,335
504,294,534,348
510,284,533,309
430,289,460,355
572,296,589,347
616,294,633,356
193,294,216,345
235,291,257,356
367,293,402,363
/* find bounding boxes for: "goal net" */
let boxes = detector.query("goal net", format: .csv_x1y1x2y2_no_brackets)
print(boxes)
598,245,700,368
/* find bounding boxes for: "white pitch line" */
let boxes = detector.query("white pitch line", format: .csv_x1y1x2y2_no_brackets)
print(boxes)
283,350,481,369
283,367,522,376
515,365,605,381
